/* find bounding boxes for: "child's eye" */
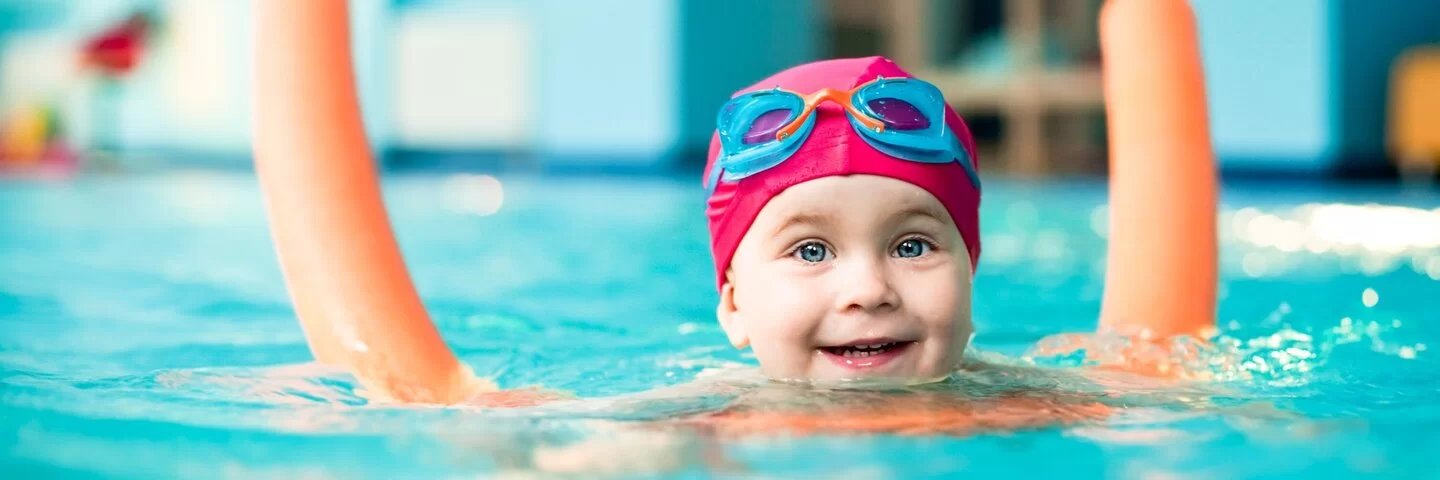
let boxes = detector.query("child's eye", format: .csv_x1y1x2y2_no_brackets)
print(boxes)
894,238,932,258
793,242,831,263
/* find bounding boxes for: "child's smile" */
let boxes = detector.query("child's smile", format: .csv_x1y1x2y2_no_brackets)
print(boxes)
817,338,916,371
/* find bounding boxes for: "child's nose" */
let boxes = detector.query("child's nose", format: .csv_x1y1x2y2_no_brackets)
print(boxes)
836,258,901,314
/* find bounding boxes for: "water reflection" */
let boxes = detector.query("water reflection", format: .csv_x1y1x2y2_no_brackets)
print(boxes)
986,200,1440,279
442,174,505,216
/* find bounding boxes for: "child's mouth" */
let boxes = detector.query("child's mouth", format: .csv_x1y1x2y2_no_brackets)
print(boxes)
818,340,914,369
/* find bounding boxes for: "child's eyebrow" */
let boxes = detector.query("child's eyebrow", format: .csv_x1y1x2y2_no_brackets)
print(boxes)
772,212,839,236
896,205,949,226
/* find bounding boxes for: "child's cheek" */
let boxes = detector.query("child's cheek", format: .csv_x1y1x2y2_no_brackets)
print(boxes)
744,294,819,378
907,268,971,344
909,269,961,315
762,264,820,308
746,277,824,355
764,287,822,340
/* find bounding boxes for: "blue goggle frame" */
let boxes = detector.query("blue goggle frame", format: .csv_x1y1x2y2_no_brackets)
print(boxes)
707,76,980,193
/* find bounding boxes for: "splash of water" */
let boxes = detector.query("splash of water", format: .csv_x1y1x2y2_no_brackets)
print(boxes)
1022,306,1430,387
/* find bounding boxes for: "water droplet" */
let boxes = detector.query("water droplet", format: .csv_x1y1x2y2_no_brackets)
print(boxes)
1399,347,1417,359
1362,288,1379,308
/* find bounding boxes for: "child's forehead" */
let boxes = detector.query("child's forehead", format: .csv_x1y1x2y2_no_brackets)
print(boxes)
758,176,954,229
775,175,943,206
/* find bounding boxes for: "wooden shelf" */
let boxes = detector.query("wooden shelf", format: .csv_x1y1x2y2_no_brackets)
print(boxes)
826,0,885,29
872,0,1107,177
918,67,1104,113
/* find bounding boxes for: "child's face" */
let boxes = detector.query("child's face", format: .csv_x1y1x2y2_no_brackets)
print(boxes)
717,174,974,384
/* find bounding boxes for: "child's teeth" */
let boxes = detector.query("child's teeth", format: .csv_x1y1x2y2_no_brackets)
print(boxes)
829,342,904,358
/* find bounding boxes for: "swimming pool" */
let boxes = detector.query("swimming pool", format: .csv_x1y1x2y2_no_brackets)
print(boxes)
2,170,1438,478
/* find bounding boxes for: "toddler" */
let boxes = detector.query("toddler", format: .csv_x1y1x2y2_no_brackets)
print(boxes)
702,56,981,386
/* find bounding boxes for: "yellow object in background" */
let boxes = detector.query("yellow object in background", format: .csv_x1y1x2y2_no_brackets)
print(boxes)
1,105,50,165
1389,45,1440,169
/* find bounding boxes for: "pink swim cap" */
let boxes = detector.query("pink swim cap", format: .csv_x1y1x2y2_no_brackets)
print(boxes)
704,56,982,289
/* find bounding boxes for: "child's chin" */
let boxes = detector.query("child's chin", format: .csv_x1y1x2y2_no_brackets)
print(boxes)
804,372,938,389
763,366,947,389
806,364,932,386
808,361,956,387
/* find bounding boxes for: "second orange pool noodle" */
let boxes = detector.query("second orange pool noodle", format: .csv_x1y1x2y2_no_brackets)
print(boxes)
1097,0,1218,338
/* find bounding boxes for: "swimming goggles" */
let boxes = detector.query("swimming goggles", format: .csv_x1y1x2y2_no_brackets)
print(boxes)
706,76,981,192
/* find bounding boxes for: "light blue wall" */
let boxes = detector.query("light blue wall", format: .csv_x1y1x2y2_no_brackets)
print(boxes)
1194,0,1440,173
530,0,820,168
532,0,677,167
1192,0,1333,171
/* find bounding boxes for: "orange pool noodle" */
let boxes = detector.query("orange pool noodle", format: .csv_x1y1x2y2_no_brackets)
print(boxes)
1097,0,1218,338
251,0,486,403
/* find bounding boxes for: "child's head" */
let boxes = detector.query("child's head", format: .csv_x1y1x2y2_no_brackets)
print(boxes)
703,56,982,384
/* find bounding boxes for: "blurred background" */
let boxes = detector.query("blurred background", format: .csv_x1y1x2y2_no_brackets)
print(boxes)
1,0,1439,180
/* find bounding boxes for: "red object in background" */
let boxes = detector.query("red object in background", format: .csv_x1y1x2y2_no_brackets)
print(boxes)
81,13,152,76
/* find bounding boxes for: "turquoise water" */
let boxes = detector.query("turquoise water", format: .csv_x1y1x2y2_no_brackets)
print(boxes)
2,171,1438,478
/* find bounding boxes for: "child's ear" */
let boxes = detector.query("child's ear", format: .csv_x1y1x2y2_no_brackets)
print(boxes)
716,281,750,350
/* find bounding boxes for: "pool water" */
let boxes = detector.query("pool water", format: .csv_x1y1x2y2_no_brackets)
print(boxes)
2,171,1438,478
